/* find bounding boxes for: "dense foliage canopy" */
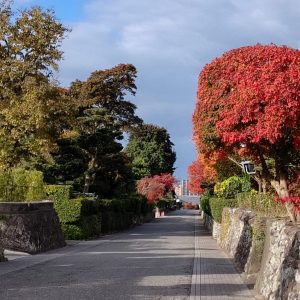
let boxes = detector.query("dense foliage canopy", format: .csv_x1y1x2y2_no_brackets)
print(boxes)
0,3,72,167
136,173,175,203
0,2,177,201
125,124,176,179
193,44,300,220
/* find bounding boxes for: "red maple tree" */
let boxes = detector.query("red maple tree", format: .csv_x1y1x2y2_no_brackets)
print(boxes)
136,173,176,203
187,154,219,194
187,160,204,194
193,44,300,222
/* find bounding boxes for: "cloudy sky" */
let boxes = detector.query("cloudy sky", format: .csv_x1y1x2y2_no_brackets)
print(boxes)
15,0,300,179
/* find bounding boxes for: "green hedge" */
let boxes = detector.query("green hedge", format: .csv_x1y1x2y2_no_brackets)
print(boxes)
0,168,45,202
200,193,212,216
45,185,76,222
46,185,153,239
62,224,83,240
45,185,72,202
209,197,237,223
200,192,238,223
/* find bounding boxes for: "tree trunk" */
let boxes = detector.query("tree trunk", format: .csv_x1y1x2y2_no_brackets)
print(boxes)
83,174,92,194
262,179,267,194
257,150,296,223
270,177,296,223
83,156,97,194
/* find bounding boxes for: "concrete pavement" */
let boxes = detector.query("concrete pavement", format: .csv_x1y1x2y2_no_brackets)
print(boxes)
190,213,254,300
0,210,254,299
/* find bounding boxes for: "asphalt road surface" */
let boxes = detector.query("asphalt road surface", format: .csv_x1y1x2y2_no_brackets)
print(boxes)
0,209,196,300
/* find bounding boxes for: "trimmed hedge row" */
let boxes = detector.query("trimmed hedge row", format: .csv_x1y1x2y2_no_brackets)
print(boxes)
0,168,45,202
45,185,153,239
200,193,237,223
209,197,237,223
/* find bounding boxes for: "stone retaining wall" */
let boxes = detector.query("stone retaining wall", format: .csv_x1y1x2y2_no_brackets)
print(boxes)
0,201,66,254
219,208,257,273
255,219,300,300
0,245,5,261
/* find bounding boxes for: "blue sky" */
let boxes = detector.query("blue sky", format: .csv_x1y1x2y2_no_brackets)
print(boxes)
14,0,300,179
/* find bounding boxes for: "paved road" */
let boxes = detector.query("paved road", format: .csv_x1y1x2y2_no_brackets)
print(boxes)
0,209,254,300
0,210,195,300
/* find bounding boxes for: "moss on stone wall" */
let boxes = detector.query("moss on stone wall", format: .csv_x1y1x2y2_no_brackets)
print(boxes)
244,217,266,276
220,209,231,244
252,219,266,255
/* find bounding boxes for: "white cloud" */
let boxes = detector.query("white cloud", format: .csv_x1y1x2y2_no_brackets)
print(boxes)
58,0,300,178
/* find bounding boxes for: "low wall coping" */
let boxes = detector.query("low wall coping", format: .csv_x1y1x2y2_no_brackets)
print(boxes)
0,201,53,214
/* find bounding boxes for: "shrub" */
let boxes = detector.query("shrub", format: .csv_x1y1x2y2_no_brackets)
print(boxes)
236,192,287,217
214,176,251,199
45,185,72,202
11,168,27,201
62,224,83,240
45,185,75,223
25,170,45,201
209,197,237,223
200,193,211,216
0,168,45,202
46,186,154,239
100,211,114,233
80,215,101,238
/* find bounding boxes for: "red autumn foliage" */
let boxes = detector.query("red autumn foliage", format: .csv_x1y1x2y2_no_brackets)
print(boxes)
136,173,176,203
155,173,175,191
277,196,300,213
187,153,230,194
194,44,300,151
187,160,204,194
193,44,300,220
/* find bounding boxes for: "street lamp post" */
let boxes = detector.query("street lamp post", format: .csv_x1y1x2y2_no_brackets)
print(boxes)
240,160,256,175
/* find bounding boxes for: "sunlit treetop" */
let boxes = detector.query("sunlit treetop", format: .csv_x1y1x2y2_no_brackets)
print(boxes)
193,44,300,155
193,44,300,222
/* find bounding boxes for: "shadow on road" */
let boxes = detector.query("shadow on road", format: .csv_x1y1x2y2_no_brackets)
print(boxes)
0,209,252,299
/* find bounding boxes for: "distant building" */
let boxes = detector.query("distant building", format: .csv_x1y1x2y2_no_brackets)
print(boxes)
175,179,199,196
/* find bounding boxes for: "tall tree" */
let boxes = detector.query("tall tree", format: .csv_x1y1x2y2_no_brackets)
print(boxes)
187,160,205,195
0,3,71,167
75,108,124,193
125,124,176,179
79,64,142,128
193,44,300,222
57,64,143,193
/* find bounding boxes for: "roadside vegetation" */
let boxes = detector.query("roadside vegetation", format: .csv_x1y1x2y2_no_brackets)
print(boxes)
0,2,177,239
189,44,300,223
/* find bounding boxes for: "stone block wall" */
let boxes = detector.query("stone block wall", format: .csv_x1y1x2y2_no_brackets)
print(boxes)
255,219,300,300
0,245,5,261
219,208,257,272
0,201,66,254
243,217,266,281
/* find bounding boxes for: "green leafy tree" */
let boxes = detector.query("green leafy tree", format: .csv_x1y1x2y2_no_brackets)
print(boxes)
75,64,142,129
50,64,143,194
76,108,124,193
0,3,71,167
42,135,88,186
125,124,176,179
